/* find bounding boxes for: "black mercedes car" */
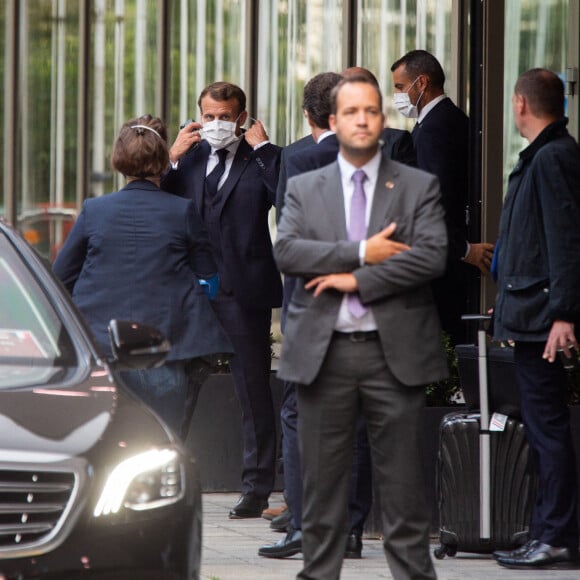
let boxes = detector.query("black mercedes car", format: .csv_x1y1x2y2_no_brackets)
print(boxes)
0,219,201,579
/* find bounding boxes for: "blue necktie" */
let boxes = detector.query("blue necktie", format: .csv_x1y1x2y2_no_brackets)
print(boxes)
206,149,228,196
348,169,368,318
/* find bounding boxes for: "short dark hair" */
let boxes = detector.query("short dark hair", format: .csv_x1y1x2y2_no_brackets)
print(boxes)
198,81,246,114
330,75,383,115
302,72,343,129
514,68,564,118
111,115,168,178
391,49,445,89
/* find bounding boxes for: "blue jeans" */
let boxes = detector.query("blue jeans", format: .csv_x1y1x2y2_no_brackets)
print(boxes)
120,361,189,436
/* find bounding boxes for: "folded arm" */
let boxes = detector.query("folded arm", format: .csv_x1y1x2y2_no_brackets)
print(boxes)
275,173,447,303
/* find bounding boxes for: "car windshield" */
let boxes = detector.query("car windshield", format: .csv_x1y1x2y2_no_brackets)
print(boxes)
0,233,77,388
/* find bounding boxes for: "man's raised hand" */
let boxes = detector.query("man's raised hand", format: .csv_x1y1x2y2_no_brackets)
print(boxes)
365,222,410,264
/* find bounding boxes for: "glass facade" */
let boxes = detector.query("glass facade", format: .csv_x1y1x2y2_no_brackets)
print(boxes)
166,0,247,134
256,0,344,147
503,0,569,190
358,0,453,131
0,0,577,260
91,0,162,197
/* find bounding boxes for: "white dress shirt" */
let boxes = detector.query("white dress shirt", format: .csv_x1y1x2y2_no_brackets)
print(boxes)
205,138,242,189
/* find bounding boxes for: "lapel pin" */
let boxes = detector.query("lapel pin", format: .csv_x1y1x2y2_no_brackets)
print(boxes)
385,181,395,189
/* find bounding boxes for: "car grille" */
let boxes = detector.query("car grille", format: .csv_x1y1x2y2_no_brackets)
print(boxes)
0,467,78,552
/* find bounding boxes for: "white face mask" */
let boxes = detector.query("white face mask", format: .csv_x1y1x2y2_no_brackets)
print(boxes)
393,77,424,119
200,117,241,149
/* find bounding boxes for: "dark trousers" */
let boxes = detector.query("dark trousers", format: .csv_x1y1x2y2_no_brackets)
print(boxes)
349,415,373,535
514,341,579,549
281,382,373,532
211,293,276,498
281,381,302,528
296,336,435,580
121,360,189,436
431,261,477,346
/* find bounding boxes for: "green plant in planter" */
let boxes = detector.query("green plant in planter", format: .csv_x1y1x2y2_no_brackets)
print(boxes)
425,332,462,406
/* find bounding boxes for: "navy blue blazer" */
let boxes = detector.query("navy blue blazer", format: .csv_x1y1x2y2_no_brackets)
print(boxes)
275,134,315,223
412,97,469,262
52,180,232,360
162,138,283,310
285,128,416,179
494,119,580,342
380,127,417,167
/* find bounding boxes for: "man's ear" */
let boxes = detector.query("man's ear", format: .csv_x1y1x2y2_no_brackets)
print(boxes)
237,110,248,128
304,111,316,129
513,93,525,115
329,114,337,132
416,74,429,93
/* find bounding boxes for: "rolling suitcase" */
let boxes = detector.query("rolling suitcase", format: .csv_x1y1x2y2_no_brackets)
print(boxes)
455,343,520,417
434,315,537,559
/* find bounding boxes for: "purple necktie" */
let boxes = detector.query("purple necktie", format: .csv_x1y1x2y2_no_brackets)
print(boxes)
348,169,368,318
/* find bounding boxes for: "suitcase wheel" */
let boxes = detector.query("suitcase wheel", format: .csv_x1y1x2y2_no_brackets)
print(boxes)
433,544,457,559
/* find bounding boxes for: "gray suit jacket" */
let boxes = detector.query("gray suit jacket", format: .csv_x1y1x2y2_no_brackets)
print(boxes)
274,154,449,386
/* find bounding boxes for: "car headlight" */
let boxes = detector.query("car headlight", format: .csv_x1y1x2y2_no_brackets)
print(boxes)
94,448,184,517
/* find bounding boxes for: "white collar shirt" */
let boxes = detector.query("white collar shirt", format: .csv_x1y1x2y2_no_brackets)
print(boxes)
417,94,447,125
205,137,243,188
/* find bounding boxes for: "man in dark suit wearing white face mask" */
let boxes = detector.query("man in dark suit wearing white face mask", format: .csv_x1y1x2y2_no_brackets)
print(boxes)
162,81,283,520
391,50,494,345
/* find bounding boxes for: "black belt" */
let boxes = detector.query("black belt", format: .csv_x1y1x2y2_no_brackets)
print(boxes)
333,331,380,343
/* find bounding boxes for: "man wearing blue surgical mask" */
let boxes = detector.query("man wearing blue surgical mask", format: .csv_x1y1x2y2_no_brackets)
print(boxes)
391,50,494,346
163,82,283,520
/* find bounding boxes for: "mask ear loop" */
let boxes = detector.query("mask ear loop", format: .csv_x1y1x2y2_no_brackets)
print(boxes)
244,117,269,135
409,75,426,108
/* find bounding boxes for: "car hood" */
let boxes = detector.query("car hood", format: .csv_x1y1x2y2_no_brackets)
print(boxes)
0,366,171,463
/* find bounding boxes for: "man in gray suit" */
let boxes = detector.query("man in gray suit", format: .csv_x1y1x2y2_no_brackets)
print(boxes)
274,75,448,579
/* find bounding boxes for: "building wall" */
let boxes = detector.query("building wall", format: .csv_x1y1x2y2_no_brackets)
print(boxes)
0,0,574,263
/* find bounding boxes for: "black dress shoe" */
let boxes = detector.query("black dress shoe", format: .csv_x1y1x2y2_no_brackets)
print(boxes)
496,541,579,569
493,538,539,560
258,528,302,558
228,494,268,519
344,533,362,559
270,507,292,531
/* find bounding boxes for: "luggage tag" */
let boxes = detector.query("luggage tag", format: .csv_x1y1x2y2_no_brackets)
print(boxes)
489,412,508,431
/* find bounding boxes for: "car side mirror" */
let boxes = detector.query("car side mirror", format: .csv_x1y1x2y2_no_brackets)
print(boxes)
107,319,170,371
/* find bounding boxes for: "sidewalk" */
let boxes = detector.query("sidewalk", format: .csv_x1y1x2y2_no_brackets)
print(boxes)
200,492,580,580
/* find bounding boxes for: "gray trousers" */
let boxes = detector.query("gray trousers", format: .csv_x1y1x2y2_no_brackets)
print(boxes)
296,334,436,580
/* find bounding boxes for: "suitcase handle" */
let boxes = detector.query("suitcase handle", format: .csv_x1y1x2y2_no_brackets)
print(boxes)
461,313,492,326
461,314,492,539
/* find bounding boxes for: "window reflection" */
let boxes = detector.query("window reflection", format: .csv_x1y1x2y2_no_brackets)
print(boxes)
16,1,81,260
2,0,573,261
92,0,161,198
256,0,343,147
358,0,453,131
503,0,568,192
166,0,246,137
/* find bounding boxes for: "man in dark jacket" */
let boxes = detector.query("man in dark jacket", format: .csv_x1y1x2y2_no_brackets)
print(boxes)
391,50,494,344
492,68,580,569
162,82,282,519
